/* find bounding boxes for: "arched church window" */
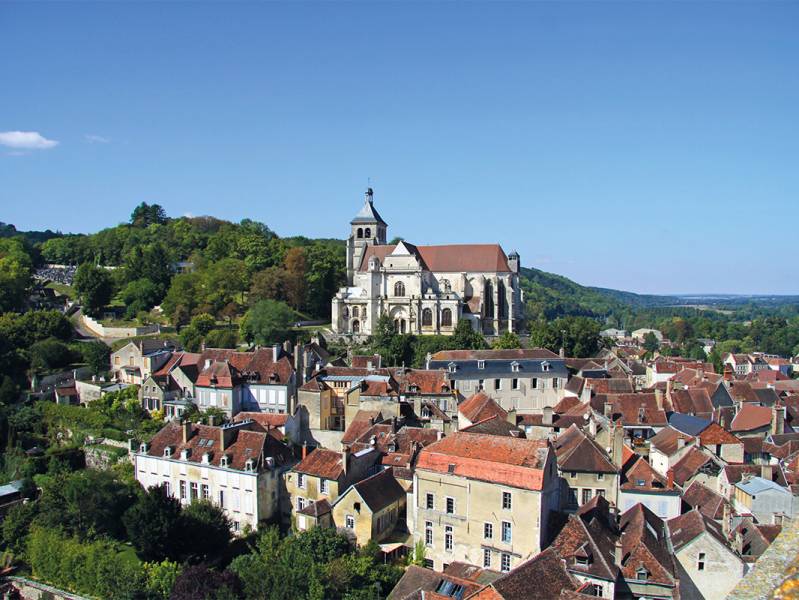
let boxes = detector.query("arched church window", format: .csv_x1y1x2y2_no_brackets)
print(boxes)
422,308,433,327
352,320,360,334
441,308,452,327
484,281,495,318
357,228,363,238
343,306,349,318
394,281,405,297
364,227,371,238
352,306,359,318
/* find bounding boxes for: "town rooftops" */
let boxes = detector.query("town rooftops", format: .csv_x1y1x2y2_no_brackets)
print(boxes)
458,391,508,424
554,425,617,474
649,426,694,456
387,565,484,600
670,446,718,487
195,347,293,388
460,415,524,438
478,546,582,600
698,422,742,446
621,456,676,494
550,502,620,583
668,412,711,437
297,498,332,518
294,448,346,480
735,476,790,496
618,503,677,587
340,468,405,513
232,411,289,431
669,388,714,417
682,480,728,520
731,404,773,432
591,393,668,427
415,432,550,491
668,509,734,554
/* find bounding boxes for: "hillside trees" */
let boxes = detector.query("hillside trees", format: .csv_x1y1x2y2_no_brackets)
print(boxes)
74,263,113,316
240,300,295,346
0,238,33,312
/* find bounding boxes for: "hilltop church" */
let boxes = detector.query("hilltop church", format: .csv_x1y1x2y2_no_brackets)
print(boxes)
331,189,524,337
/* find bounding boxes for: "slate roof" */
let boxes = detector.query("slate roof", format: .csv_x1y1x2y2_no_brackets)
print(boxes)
351,194,387,225
416,432,550,491
554,425,617,474
347,468,405,512
669,413,712,437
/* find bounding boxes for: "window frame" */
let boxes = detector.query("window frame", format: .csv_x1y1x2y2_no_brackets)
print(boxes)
484,522,493,540
501,521,512,543
502,491,512,510
445,496,455,515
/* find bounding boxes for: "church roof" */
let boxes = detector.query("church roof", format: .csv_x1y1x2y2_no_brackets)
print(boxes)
350,189,387,225
359,243,512,273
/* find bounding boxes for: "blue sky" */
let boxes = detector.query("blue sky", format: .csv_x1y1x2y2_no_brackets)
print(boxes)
2,2,797,295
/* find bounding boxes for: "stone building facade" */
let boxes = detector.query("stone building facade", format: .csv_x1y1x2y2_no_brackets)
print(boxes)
332,189,524,337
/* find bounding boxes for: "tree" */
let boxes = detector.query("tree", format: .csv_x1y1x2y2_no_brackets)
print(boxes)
2,501,37,557
169,565,241,600
73,263,113,316
130,202,168,227
29,338,75,374
529,316,601,358
205,328,238,349
240,300,295,346
121,277,161,318
492,331,522,350
451,319,488,351
178,501,232,564
81,341,111,375
249,266,288,305
0,238,33,312
283,247,307,310
162,273,201,326
123,484,184,562
179,313,217,352
642,332,660,354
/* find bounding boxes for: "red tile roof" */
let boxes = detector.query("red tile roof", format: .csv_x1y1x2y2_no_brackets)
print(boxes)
698,422,742,446
618,504,676,587
682,481,728,520
416,432,550,491
195,348,293,388
294,448,344,479
233,411,289,430
670,446,716,487
459,391,508,423
554,425,617,474
620,456,673,493
360,243,513,273
730,404,773,432
591,393,668,427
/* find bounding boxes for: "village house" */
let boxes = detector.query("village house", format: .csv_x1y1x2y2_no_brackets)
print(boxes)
110,339,176,384
618,456,681,519
133,419,294,532
667,509,746,600
193,346,295,419
427,348,568,413
332,189,524,337
330,467,407,546
411,431,559,572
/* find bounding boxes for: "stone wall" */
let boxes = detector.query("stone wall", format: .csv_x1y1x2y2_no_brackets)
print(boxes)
80,314,159,338
2,577,91,600
728,517,799,599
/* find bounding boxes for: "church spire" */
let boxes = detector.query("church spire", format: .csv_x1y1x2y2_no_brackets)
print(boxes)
350,187,387,226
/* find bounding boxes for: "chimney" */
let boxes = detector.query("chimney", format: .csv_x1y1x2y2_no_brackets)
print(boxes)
302,442,308,460
506,408,517,426
341,445,350,476
208,415,216,427
667,468,674,489
219,420,252,451
604,402,612,418
436,430,443,441
723,365,734,382
761,464,774,481
772,406,786,436
425,352,432,370
181,420,193,444
588,415,597,438
677,437,686,450
638,405,646,423
543,406,554,426
655,388,664,410
559,347,565,359
722,501,731,536
273,343,281,362
614,540,623,566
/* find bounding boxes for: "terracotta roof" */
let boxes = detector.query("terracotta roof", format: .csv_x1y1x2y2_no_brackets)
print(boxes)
461,415,525,438
591,393,667,427
416,432,550,491
670,446,717,487
341,410,385,445
430,348,559,361
359,243,513,273
195,347,293,388
233,411,289,430
387,566,483,600
145,421,292,472
554,425,617,474
397,368,451,395
297,498,331,517
459,391,508,423
668,509,733,554
682,480,728,520
669,388,714,417
585,378,634,395
731,404,773,432
698,422,742,446
480,546,580,600
553,395,583,414
151,351,183,377
294,448,344,479
550,511,619,582
618,504,676,587
620,456,674,493
649,427,694,457
351,354,382,369
517,413,586,430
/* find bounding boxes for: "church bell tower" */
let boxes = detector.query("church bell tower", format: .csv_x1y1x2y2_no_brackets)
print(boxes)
346,188,387,285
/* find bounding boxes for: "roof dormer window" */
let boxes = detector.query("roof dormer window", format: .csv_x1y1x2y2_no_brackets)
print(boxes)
448,362,457,374
542,361,551,372
180,448,191,461
220,455,230,468
477,360,485,370
163,446,172,458
511,361,520,373
244,458,255,472
636,568,648,581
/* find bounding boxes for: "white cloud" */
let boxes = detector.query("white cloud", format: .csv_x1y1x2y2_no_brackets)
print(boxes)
84,133,110,144
0,131,59,150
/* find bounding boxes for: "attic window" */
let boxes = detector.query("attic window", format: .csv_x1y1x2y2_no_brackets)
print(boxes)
220,455,230,467
511,361,520,373
447,463,456,474
636,479,645,487
163,446,172,458
542,361,551,372
636,568,648,581
576,556,590,567
477,360,485,370
244,458,255,472
448,363,457,374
